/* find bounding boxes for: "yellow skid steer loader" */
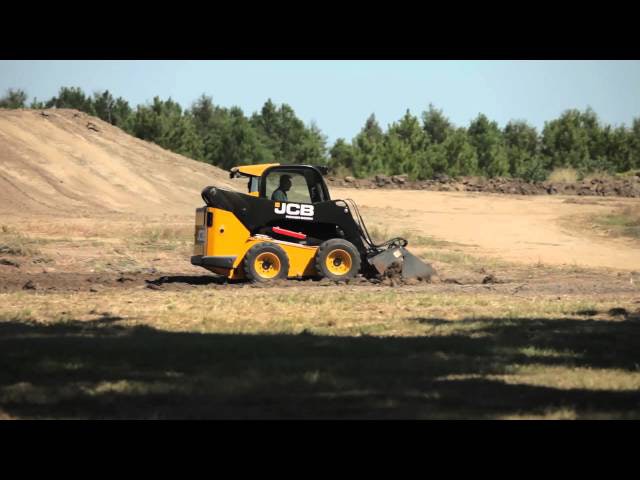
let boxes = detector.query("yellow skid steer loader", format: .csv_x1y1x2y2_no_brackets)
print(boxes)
191,163,435,282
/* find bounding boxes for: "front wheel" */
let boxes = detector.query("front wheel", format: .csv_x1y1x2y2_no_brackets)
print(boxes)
315,238,361,281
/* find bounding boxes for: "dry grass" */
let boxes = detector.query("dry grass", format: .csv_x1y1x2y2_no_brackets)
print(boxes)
125,225,193,255
592,205,640,239
2,288,634,341
1,287,638,419
556,202,640,249
0,225,42,257
368,224,464,248
0,219,194,273
136,225,192,243
582,171,615,182
547,168,579,183
617,169,640,178
366,222,513,276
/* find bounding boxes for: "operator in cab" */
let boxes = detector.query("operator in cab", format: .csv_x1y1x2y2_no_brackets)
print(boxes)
271,174,292,202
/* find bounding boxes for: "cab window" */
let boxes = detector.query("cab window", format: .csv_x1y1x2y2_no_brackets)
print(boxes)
265,171,311,203
248,177,260,193
264,169,327,203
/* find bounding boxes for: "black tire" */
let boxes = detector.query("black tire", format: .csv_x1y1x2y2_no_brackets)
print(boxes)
315,238,361,281
243,242,290,282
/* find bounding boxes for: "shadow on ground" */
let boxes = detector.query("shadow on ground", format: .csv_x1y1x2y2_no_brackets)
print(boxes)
1,312,640,419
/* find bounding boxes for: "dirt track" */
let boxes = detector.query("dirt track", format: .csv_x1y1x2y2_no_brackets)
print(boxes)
1,188,638,297
333,187,640,271
0,269,637,299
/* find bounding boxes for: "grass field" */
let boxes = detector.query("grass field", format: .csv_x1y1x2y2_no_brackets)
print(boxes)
1,281,639,419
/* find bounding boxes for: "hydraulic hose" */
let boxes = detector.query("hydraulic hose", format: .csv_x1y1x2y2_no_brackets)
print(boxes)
343,198,408,252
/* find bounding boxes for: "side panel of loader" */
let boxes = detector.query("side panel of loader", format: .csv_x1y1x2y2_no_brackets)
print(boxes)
206,208,251,258
192,206,319,279
193,207,250,277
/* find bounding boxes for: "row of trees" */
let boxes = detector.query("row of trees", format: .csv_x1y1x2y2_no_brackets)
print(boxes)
2,87,639,181
330,107,640,181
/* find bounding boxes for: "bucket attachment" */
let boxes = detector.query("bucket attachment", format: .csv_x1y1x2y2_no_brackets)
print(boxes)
368,247,436,281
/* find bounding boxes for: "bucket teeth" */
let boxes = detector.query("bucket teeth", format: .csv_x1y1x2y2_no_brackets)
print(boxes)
368,247,436,281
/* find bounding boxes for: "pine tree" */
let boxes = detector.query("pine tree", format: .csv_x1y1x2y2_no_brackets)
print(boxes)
111,97,132,130
503,120,543,179
328,138,357,175
541,109,591,172
93,90,116,124
352,114,385,177
442,129,478,177
46,87,95,114
386,110,428,178
422,104,453,144
0,89,28,108
468,114,509,177
631,118,640,170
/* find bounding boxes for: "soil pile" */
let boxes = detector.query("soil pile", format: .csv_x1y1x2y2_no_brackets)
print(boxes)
0,109,240,216
328,173,640,197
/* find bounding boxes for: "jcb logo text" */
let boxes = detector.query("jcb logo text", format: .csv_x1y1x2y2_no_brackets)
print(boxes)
274,202,314,219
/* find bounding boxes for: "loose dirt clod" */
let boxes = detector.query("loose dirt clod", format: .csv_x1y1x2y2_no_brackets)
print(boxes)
0,258,20,268
373,261,433,286
382,262,404,279
32,257,53,264
377,262,404,287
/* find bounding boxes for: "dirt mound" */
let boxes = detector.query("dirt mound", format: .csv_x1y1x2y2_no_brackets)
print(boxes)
0,109,240,216
328,173,640,198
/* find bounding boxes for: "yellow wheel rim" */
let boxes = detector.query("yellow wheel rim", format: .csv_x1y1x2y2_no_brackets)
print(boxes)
254,252,281,279
325,249,353,276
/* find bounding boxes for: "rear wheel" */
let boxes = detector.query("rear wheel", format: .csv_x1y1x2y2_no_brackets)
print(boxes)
315,239,361,281
243,242,290,282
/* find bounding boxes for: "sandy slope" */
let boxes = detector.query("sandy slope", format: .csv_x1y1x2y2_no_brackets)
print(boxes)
332,188,640,270
0,109,238,216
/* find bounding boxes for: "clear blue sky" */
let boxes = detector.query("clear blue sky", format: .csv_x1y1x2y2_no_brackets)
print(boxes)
1,60,639,144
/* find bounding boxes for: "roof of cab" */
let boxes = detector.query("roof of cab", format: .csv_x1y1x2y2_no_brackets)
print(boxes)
230,163,280,177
